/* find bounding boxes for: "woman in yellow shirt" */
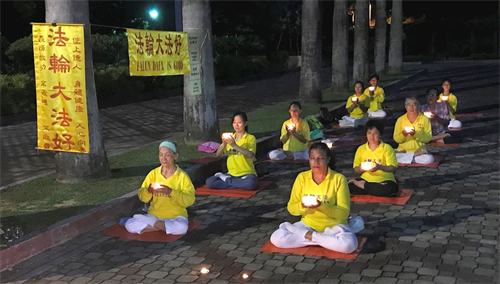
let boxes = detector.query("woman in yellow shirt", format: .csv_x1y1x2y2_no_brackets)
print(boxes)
363,74,386,118
206,112,259,190
124,141,195,235
349,120,399,197
393,97,434,164
338,81,370,127
270,143,359,254
268,101,311,160
438,78,462,129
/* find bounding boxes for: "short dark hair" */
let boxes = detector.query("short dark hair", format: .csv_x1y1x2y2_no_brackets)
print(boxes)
354,81,364,89
232,111,249,132
442,78,452,85
365,120,384,136
309,142,336,171
427,88,439,96
289,101,302,110
369,74,380,81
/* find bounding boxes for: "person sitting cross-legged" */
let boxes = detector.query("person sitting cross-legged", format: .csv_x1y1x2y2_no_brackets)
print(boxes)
363,74,387,118
438,78,462,129
269,143,359,254
420,88,461,144
338,81,370,128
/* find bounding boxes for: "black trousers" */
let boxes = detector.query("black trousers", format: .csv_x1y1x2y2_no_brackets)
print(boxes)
349,179,399,197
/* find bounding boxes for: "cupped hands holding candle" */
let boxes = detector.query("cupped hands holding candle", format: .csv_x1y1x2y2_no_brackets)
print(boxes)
368,86,375,92
301,195,320,208
441,95,449,102
423,111,434,119
286,123,296,132
360,161,377,172
403,126,415,136
221,132,234,145
351,97,358,103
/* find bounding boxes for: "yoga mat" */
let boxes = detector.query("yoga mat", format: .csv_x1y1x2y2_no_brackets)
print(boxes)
398,155,442,168
261,159,309,164
455,112,483,118
102,220,201,242
427,142,459,148
260,236,366,260
350,189,413,205
187,156,221,165
196,180,273,198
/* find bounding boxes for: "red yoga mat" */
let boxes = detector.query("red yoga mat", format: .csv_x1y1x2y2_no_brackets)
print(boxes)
102,220,201,242
398,155,442,168
260,236,366,260
196,180,273,198
187,156,221,165
455,112,483,118
427,142,459,148
350,189,414,205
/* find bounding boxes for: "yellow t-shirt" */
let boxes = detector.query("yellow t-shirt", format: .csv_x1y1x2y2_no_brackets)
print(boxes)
363,86,385,112
224,132,257,177
393,113,432,152
353,141,398,183
438,93,457,119
346,94,369,118
280,119,311,152
287,169,350,232
138,165,195,219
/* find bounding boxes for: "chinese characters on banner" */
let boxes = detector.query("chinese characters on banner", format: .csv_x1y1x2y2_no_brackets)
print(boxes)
32,23,90,154
126,29,191,76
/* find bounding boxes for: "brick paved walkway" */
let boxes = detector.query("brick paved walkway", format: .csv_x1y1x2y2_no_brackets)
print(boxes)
2,62,498,283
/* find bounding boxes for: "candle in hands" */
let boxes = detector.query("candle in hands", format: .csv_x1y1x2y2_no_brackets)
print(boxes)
325,142,333,149
404,126,415,134
286,123,296,131
441,95,449,102
360,161,376,171
222,132,232,140
424,111,433,118
369,86,375,92
351,97,358,103
151,182,163,190
302,195,319,207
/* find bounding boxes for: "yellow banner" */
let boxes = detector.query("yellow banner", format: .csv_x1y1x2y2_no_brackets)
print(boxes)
33,23,89,154
127,29,191,76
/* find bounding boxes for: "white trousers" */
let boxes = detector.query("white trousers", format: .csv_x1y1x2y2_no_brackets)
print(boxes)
124,214,188,235
368,110,387,118
396,152,434,164
270,221,358,254
268,149,309,160
448,119,462,128
339,116,369,128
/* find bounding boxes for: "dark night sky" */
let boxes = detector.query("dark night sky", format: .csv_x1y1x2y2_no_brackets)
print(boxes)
1,1,498,43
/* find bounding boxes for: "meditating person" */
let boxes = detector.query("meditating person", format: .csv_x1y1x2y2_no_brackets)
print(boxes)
124,141,195,235
363,74,386,118
206,111,259,190
420,88,457,144
438,78,462,129
268,101,311,160
338,81,370,128
270,143,359,254
349,120,399,197
393,97,434,164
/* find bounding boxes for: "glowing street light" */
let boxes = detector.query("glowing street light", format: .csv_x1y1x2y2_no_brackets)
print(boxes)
149,9,159,20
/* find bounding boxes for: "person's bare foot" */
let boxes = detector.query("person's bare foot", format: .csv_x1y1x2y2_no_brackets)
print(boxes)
414,149,428,156
348,179,365,189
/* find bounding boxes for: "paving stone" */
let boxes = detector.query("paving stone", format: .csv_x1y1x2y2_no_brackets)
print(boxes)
146,271,169,279
339,273,361,282
434,276,457,284
360,269,382,277
294,262,315,271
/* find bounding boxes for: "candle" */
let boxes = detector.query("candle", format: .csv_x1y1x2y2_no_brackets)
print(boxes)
222,132,232,140
360,161,375,171
326,142,333,149
200,268,210,274
351,97,358,103
404,126,415,133
424,111,433,118
286,123,296,131
369,86,375,91
242,273,249,279
441,95,449,101
151,182,163,190
302,195,319,207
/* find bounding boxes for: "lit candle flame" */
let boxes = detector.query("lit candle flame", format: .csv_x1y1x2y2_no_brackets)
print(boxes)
222,132,232,140
351,97,358,102
286,123,296,131
242,273,249,279
326,142,333,149
424,112,433,118
151,182,162,190
200,268,210,274
441,95,449,101
302,195,319,207
369,86,375,91
404,126,415,133
360,162,375,171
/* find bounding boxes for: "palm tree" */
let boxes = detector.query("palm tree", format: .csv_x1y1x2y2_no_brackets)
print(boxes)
352,0,369,83
388,0,403,74
45,0,111,182
331,0,349,89
374,0,387,75
299,0,322,103
182,0,220,144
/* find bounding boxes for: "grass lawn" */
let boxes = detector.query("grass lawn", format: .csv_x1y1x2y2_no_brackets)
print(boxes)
0,72,408,242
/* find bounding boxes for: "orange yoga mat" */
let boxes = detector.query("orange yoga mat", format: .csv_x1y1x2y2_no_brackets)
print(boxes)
102,220,201,242
427,142,459,148
455,112,483,118
350,189,414,205
187,156,221,165
260,236,366,260
261,159,309,164
398,155,442,168
196,180,273,198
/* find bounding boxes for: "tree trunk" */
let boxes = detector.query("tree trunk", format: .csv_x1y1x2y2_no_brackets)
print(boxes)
182,0,220,144
352,0,369,83
331,0,349,89
299,0,322,103
374,0,386,75
45,0,111,183
388,0,403,74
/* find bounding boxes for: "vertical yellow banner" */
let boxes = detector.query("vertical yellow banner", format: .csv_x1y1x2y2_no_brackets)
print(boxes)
127,28,191,76
33,23,89,153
